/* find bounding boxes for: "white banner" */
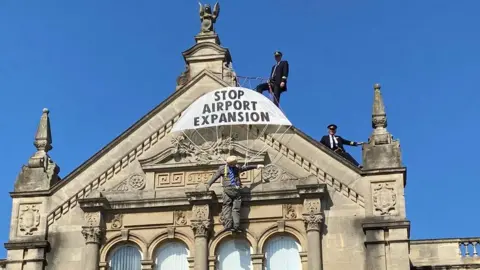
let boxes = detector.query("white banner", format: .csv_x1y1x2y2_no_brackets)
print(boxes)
171,87,292,132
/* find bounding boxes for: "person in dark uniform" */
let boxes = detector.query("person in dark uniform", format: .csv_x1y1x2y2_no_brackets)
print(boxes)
320,124,364,167
205,156,264,232
255,51,289,107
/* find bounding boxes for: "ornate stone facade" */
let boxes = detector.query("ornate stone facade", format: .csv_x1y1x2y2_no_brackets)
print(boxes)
3,6,479,270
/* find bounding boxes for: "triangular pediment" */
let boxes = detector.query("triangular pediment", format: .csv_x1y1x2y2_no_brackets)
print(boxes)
41,63,367,227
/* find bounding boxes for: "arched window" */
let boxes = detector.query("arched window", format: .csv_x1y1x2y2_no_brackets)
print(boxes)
154,241,189,270
264,235,301,270
109,245,142,270
216,238,252,270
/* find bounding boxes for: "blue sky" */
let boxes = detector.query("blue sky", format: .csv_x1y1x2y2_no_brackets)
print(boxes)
1,0,479,256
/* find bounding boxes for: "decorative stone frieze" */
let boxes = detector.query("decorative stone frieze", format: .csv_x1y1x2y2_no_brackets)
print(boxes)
110,173,146,191
171,131,235,165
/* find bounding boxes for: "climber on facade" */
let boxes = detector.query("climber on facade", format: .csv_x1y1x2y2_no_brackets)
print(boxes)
255,51,289,107
205,156,264,232
320,124,364,168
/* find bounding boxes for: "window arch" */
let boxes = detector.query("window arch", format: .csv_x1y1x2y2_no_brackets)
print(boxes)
154,241,189,270
264,235,302,270
109,245,142,270
216,238,252,270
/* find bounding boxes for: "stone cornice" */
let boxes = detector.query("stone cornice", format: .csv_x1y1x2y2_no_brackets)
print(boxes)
361,167,407,186
362,218,410,231
80,186,326,211
4,240,49,251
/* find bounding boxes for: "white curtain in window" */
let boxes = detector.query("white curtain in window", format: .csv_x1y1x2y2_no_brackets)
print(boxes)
154,241,189,270
109,245,142,270
265,235,301,270
217,239,252,270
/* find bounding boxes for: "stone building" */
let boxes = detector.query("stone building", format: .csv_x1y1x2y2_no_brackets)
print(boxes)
2,8,480,270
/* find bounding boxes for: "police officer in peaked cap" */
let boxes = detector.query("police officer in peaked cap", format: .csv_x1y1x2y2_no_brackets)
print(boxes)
255,51,289,107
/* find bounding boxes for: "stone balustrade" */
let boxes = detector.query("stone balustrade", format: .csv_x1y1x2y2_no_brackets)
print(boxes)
410,238,480,268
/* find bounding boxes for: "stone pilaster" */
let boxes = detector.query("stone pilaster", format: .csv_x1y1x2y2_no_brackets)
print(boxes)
81,212,104,270
297,183,326,270
363,219,410,270
79,192,110,270
186,191,216,270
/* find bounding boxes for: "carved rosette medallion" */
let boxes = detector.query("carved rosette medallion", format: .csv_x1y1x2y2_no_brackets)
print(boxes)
191,220,211,238
18,204,41,236
372,183,397,216
262,164,281,182
82,227,103,244
128,174,146,190
111,214,123,229
302,199,323,232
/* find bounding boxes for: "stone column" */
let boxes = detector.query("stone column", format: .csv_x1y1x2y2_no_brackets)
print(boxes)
191,207,211,270
303,198,324,270
81,212,104,270
186,191,215,270
297,183,326,270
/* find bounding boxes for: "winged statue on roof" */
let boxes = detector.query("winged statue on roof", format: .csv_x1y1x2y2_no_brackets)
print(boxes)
198,2,220,33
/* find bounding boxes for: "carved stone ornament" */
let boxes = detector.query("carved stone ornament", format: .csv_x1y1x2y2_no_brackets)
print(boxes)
18,204,41,236
304,199,321,215
82,227,103,244
372,183,397,216
191,220,211,238
174,211,187,226
223,62,237,86
111,173,146,192
171,130,236,165
111,214,123,229
84,212,101,227
302,199,323,232
303,213,324,232
198,2,220,33
283,204,297,219
262,164,280,182
262,164,296,182
192,205,209,221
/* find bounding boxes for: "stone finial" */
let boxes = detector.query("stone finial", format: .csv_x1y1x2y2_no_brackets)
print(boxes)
14,109,60,192
372,84,387,130
362,84,402,170
33,108,53,153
